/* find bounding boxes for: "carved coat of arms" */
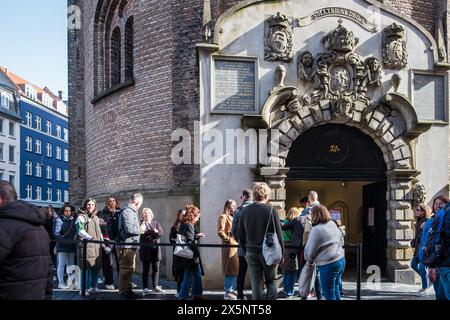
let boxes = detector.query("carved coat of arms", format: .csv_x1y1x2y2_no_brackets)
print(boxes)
265,12,293,62
383,23,408,70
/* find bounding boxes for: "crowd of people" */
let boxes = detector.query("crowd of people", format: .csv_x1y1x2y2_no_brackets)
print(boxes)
0,180,450,300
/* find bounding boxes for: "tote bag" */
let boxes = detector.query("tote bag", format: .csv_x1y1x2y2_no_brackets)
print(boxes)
262,208,283,266
298,261,317,297
174,234,194,259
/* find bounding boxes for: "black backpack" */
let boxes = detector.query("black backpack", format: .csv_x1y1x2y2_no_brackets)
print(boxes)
112,208,124,242
422,211,447,268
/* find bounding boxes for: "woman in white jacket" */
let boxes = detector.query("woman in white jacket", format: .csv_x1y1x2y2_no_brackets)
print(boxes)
304,205,345,300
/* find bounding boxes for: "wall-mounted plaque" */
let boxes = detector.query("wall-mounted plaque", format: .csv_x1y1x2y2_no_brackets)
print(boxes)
212,57,259,114
413,73,446,121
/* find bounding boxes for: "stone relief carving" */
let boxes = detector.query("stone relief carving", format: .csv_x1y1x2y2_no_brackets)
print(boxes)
293,20,382,118
413,183,427,208
265,12,293,62
298,51,320,89
267,20,385,130
383,23,408,70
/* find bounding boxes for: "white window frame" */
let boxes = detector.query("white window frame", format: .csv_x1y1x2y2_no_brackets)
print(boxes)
64,149,69,162
57,189,62,203
8,121,14,137
26,161,32,176
46,165,52,179
36,186,42,201
35,140,42,154
56,125,62,139
64,190,69,203
46,120,52,135
0,143,3,161
64,169,69,182
25,136,32,151
46,143,52,157
56,146,62,160
35,116,41,131
56,168,62,181
8,145,15,163
47,188,52,201
26,112,32,127
63,128,69,142
26,185,33,199
36,163,42,178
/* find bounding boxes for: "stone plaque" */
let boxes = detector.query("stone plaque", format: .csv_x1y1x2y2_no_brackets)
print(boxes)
213,58,258,114
413,74,446,121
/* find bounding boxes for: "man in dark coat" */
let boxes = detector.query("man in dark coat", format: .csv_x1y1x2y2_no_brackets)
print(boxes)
0,181,53,300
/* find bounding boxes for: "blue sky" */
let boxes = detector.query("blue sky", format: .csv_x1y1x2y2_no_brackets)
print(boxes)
0,0,68,99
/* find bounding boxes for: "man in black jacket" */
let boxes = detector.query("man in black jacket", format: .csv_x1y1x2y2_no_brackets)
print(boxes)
237,182,283,300
0,181,53,300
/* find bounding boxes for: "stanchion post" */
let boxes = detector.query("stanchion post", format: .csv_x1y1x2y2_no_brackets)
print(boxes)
356,243,362,301
81,239,87,297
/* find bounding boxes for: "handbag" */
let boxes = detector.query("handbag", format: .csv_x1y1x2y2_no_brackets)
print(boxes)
298,261,317,297
262,208,283,266
174,234,194,259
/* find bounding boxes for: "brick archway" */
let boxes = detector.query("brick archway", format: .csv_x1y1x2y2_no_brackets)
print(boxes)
256,87,430,283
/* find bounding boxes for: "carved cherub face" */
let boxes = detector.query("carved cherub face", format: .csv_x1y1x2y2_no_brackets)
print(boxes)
301,52,313,67
368,58,380,71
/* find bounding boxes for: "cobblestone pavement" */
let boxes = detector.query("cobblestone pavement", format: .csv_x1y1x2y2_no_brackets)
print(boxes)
52,274,436,300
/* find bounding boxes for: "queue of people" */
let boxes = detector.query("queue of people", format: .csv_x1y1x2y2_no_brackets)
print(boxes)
2,178,450,301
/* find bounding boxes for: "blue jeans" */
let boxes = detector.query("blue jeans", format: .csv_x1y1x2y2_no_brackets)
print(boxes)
411,256,428,289
436,267,450,300
283,271,296,296
79,267,100,290
318,258,346,300
179,265,203,299
224,275,237,293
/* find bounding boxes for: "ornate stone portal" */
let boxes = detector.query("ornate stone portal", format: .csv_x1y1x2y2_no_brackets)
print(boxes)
383,23,408,70
265,12,294,62
254,20,430,284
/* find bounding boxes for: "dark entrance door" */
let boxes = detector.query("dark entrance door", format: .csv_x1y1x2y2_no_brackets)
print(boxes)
362,182,387,274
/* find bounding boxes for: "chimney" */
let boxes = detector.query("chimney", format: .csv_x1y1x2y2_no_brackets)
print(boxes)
58,91,63,99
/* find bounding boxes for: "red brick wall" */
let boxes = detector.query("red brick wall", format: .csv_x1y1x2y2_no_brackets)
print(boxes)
385,0,438,35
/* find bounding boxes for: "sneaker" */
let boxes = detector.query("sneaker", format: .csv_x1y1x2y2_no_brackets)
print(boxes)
58,283,69,290
105,284,115,290
416,288,428,296
131,282,138,288
174,292,180,298
143,288,149,296
224,292,237,300
153,286,165,293
237,296,247,300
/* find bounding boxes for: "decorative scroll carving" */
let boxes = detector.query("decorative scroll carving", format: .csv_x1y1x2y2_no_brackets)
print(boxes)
265,12,293,62
413,183,427,208
383,23,408,70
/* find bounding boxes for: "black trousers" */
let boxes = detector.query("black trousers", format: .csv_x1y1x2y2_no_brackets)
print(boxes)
102,247,114,286
173,255,185,293
142,261,160,289
236,255,248,299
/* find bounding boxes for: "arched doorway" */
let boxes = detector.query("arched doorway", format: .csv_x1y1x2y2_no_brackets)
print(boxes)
285,124,388,273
